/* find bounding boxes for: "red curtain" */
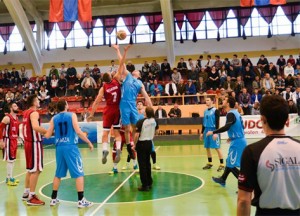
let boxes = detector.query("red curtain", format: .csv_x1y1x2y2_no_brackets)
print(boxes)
0,25,14,54
44,21,55,51
185,11,205,42
281,4,300,36
145,14,163,44
57,22,75,50
104,17,118,47
232,8,253,39
79,19,98,48
123,16,141,44
209,10,229,41
174,12,185,43
257,6,278,38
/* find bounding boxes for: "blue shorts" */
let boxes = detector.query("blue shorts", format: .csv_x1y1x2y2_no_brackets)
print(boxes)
120,101,139,125
203,129,220,149
226,138,247,168
55,145,84,178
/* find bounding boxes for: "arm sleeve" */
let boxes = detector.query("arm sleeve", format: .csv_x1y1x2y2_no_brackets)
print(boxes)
213,112,235,134
238,147,256,192
215,109,220,129
201,125,205,134
155,119,159,130
136,119,145,133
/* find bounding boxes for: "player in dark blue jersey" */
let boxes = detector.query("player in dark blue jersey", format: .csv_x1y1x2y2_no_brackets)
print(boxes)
206,96,247,187
45,100,94,208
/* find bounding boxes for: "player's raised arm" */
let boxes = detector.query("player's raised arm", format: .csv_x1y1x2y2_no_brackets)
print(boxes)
88,87,104,121
112,44,131,80
140,85,153,107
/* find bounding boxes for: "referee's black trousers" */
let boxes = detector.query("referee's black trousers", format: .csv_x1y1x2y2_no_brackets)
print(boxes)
136,140,153,188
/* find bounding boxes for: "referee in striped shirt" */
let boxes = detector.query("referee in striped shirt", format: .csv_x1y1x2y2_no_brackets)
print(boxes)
134,107,158,191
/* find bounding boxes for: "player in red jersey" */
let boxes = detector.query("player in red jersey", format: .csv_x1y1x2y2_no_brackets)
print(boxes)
89,44,131,168
22,94,47,206
0,102,20,186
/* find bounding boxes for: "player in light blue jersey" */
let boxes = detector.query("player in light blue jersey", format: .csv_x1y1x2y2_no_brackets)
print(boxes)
206,96,247,187
200,96,224,172
113,45,152,159
44,100,94,208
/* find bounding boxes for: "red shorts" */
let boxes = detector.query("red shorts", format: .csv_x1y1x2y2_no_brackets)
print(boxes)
103,106,121,131
3,138,18,162
24,141,43,172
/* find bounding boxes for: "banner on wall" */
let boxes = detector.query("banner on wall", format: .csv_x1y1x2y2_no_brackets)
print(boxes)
42,121,101,145
219,114,300,139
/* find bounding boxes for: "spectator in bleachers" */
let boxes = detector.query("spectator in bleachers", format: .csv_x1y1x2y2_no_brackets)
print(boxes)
185,79,197,104
83,64,92,77
126,61,135,73
14,91,23,110
74,73,83,96
294,73,300,88
241,54,253,70
165,80,177,104
91,67,100,84
234,76,245,95
295,64,300,76
46,102,57,121
188,66,199,84
66,63,77,86
34,76,40,90
235,101,244,115
168,103,181,118
207,66,220,90
196,77,207,94
81,107,90,122
49,65,59,80
281,87,293,101
219,64,227,87
239,87,251,115
214,55,223,70
227,65,237,82
231,54,241,75
205,55,214,72
275,74,286,92
142,61,150,81
292,86,300,104
297,53,300,67
0,95,5,121
57,74,67,97
276,55,286,76
38,85,50,106
242,66,255,92
5,90,14,101
223,57,231,70
257,54,269,75
59,63,67,76
274,89,281,96
251,88,262,105
0,70,3,87
284,62,295,77
177,79,186,104
223,76,236,93
287,55,296,68
11,67,20,86
285,74,295,90
19,66,29,85
266,62,278,80
50,74,58,97
149,79,163,106
161,59,171,80
172,68,182,85
155,105,167,119
39,75,48,89
199,67,208,83
288,99,298,113
196,55,203,70
177,58,187,75
92,64,100,75
0,88,4,98
187,58,195,71
263,89,272,97
81,72,97,107
23,80,34,92
150,60,160,78
251,102,260,115
109,60,118,73
22,87,31,103
3,69,11,87
261,73,275,93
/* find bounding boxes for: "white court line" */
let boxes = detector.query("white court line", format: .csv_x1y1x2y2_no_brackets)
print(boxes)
90,146,160,216
0,159,56,185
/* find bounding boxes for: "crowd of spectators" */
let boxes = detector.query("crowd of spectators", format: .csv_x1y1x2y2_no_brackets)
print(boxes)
0,53,299,118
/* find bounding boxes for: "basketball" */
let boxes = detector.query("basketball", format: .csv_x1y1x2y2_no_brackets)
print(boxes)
117,30,127,40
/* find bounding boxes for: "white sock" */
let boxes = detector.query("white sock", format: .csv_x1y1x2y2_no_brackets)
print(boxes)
29,192,35,198
24,188,30,194
115,141,121,150
102,142,108,151
113,163,118,169
7,162,14,179
133,160,137,166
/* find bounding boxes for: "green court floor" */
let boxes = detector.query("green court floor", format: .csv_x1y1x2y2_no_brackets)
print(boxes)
0,140,257,216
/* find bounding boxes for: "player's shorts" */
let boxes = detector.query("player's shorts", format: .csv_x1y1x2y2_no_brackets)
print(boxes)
120,101,139,125
55,145,84,178
203,128,220,149
103,105,121,130
3,138,18,162
226,137,247,168
25,141,43,172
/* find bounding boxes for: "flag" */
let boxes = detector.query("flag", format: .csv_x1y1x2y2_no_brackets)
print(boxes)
240,0,286,6
49,0,91,22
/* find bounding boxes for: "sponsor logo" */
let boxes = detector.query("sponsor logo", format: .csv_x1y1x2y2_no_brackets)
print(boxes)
76,157,83,173
243,119,290,129
238,174,246,183
266,157,300,172
229,150,237,165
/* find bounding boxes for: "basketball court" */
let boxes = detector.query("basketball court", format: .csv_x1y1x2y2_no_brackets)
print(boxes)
0,139,259,216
